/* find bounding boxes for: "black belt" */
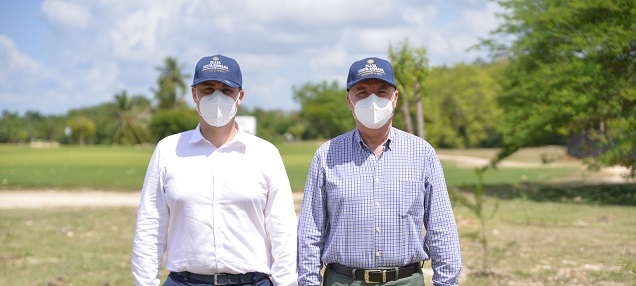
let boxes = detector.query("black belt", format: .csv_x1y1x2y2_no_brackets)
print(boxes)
171,271,269,285
328,262,421,283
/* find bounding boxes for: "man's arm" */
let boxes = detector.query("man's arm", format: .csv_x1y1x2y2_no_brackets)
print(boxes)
264,150,298,286
297,152,327,286
424,150,462,286
132,147,169,286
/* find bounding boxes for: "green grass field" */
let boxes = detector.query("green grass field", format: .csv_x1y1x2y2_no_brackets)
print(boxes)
0,144,152,191
0,143,579,192
1,143,634,285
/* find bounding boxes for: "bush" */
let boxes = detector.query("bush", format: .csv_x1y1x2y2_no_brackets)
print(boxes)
149,109,199,142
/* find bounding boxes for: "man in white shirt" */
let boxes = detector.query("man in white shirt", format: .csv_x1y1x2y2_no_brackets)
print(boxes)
132,54,298,286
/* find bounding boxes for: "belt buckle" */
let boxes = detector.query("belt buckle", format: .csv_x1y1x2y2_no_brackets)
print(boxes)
214,274,227,285
363,270,386,283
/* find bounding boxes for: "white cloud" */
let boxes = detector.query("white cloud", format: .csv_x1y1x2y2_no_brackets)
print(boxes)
39,0,91,30
0,35,43,86
84,60,120,94
2,0,503,114
0,35,76,114
108,8,168,61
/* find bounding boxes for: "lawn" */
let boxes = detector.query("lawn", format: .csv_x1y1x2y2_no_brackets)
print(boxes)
0,144,152,191
0,143,580,192
1,142,634,285
0,191,634,285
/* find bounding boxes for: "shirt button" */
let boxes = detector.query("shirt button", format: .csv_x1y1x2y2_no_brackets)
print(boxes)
376,252,381,257
376,202,380,207
376,227,380,232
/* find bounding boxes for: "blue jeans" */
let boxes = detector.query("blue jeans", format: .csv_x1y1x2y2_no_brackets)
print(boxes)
163,273,273,286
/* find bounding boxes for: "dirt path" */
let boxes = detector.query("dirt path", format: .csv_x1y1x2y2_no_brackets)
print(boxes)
0,189,307,211
0,190,141,209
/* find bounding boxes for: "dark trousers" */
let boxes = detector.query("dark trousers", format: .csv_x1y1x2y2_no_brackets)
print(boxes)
163,272,273,286
323,267,425,286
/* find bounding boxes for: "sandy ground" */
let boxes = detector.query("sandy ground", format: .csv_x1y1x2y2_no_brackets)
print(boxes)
0,154,631,209
0,189,307,212
0,190,141,209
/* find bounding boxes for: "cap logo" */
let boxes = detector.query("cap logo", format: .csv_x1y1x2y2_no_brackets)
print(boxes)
202,60,229,73
357,59,385,77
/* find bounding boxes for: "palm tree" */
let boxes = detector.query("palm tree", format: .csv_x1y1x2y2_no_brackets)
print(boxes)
112,90,150,144
152,57,189,110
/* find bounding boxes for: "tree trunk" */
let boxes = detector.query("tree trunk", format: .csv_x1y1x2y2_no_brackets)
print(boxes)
414,81,425,139
401,92,414,134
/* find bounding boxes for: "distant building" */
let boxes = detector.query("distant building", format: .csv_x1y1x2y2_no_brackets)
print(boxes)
235,116,257,135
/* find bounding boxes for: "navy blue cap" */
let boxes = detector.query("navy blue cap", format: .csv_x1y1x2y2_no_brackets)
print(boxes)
346,57,396,90
191,54,242,88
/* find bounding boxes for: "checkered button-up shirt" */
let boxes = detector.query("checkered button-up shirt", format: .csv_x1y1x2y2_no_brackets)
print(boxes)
298,128,462,286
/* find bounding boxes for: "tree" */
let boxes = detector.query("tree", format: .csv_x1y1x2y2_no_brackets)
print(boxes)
152,57,189,110
38,116,63,142
149,109,199,142
292,81,354,139
478,0,636,174
66,115,96,145
112,90,151,145
0,111,27,143
67,104,120,144
389,39,429,138
248,108,301,142
425,62,505,148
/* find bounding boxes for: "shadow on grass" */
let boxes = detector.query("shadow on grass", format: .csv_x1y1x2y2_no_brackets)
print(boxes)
452,183,636,206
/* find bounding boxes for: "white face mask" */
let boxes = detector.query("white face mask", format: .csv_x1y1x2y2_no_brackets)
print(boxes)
196,90,239,127
349,93,395,129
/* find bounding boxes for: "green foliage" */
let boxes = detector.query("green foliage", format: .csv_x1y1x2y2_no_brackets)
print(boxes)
292,81,355,139
485,183,636,206
0,111,31,143
425,62,505,148
152,56,190,110
389,39,429,137
149,109,199,142
112,90,151,145
66,103,121,144
65,115,96,145
248,108,302,142
480,0,636,171
0,111,67,143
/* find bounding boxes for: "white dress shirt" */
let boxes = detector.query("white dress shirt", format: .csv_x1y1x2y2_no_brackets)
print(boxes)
132,124,298,286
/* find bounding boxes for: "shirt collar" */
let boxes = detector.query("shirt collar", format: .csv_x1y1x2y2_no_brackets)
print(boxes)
354,127,394,152
188,123,247,149
189,124,206,144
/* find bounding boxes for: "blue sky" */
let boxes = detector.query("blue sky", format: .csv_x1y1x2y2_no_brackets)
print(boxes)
0,0,502,115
